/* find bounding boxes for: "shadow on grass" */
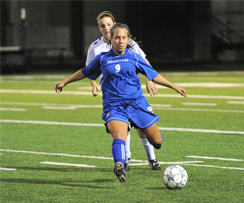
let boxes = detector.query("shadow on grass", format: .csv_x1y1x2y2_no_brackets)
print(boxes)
1,166,115,188
0,178,115,189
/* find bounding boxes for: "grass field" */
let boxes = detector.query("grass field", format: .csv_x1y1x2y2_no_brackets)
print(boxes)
1,71,244,203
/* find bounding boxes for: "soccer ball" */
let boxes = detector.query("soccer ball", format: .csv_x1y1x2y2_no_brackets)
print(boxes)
163,165,188,189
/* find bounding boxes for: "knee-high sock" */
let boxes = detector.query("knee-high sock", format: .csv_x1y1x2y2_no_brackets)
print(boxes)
112,139,126,166
125,133,131,159
139,137,156,161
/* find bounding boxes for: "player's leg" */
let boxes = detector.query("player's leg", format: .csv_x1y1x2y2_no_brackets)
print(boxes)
141,123,163,150
125,131,131,172
136,129,161,170
106,120,128,183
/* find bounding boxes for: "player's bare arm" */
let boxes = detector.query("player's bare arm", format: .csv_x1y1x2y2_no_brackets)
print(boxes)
152,74,187,97
55,70,85,93
144,57,158,96
89,79,100,97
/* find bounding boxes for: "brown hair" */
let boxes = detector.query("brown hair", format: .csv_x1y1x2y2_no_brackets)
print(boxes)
110,23,131,38
109,23,134,50
96,11,115,25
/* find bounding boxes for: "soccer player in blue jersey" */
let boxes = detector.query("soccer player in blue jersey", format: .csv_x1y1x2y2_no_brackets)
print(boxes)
55,23,187,183
87,11,161,172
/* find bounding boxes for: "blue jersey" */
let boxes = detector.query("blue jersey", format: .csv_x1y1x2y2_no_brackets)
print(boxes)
82,48,158,109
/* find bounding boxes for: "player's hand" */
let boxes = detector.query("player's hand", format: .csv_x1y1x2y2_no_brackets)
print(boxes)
91,82,100,97
174,86,187,97
146,80,158,96
55,81,66,93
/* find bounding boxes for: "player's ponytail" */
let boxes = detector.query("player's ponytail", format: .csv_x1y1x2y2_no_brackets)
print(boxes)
96,11,115,25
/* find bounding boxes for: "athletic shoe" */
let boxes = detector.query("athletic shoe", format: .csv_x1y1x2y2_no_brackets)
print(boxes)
149,159,161,170
114,162,126,183
124,158,130,173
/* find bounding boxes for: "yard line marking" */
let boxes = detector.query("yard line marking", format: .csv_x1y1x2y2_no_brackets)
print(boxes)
43,106,77,110
151,104,172,107
40,162,97,168
1,89,244,100
1,101,242,113
186,156,243,161
0,167,16,171
0,108,26,111
182,164,244,171
0,119,104,127
157,126,244,135
130,161,204,166
227,101,244,105
1,119,244,135
141,83,244,88
0,102,170,108
0,149,113,160
0,102,103,108
182,102,216,106
154,107,244,113
1,149,243,171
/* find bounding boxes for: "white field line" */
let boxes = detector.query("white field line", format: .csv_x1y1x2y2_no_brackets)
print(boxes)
0,167,16,171
0,102,170,109
227,101,244,105
157,126,244,135
1,89,244,100
186,156,243,161
0,102,103,109
1,149,243,171
0,119,104,127
142,83,244,88
182,164,244,171
0,149,113,160
1,119,244,135
43,106,77,110
182,102,216,106
154,107,244,113
1,101,243,113
130,161,204,166
40,162,97,168
0,107,26,111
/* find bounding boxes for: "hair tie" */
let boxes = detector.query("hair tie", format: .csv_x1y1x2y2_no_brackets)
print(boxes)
111,24,128,32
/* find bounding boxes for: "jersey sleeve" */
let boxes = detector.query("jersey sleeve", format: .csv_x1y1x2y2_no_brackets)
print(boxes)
135,54,158,81
82,55,102,80
85,44,96,66
129,39,146,59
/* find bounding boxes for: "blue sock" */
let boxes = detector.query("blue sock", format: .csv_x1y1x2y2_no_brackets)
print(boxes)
112,139,126,166
161,133,163,141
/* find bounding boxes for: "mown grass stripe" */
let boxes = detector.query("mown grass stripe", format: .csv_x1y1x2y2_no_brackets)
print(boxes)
1,119,244,135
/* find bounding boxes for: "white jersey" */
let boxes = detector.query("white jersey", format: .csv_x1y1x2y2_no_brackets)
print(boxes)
86,36,146,66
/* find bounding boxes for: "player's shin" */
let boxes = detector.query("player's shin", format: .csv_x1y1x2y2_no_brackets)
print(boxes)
112,139,126,166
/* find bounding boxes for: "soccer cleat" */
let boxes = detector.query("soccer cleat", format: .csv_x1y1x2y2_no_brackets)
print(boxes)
124,158,130,173
149,159,161,170
114,162,126,183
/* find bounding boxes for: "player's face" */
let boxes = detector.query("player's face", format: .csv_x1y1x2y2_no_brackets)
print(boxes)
111,28,129,55
98,17,114,42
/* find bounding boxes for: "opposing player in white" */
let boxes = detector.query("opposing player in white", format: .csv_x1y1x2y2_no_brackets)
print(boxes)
86,11,161,171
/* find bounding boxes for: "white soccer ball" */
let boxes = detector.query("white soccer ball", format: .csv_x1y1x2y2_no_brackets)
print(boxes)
163,165,188,189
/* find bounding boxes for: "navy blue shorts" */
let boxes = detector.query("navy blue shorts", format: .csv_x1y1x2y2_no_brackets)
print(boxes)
102,96,159,133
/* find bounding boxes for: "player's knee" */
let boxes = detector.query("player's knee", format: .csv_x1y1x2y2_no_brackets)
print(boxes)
154,143,161,149
153,137,162,149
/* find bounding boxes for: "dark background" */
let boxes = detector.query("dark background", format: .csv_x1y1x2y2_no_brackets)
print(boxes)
1,0,244,73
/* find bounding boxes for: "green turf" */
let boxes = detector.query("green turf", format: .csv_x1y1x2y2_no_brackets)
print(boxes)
1,71,244,203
